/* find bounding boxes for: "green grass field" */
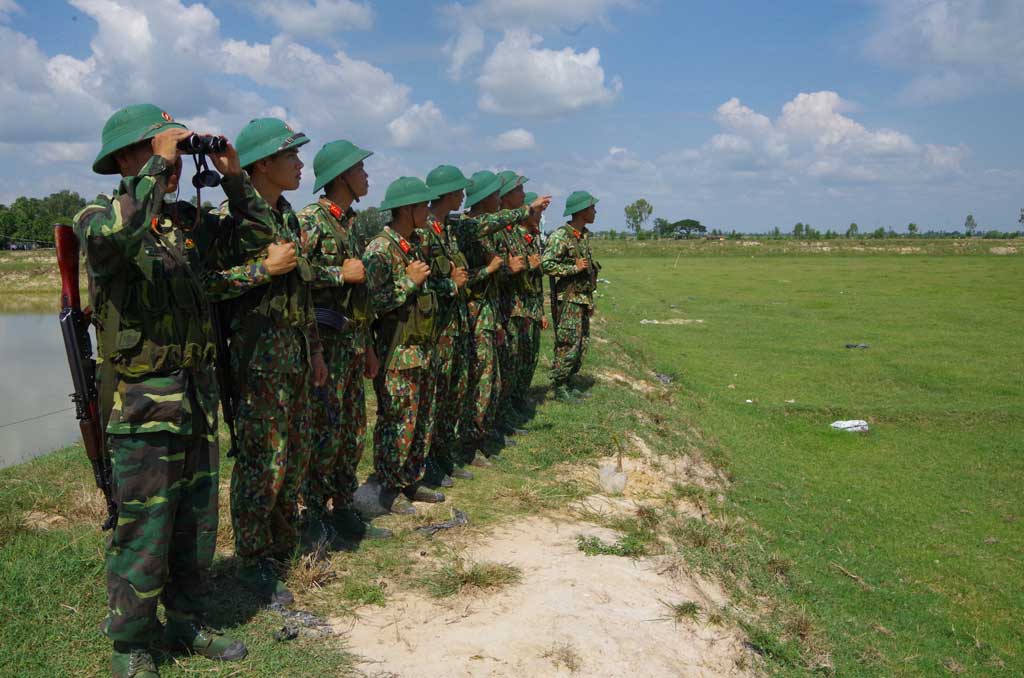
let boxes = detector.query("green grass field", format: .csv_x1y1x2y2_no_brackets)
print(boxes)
595,242,1023,675
1,239,1021,676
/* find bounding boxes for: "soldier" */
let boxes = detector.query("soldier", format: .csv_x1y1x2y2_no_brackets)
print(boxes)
495,170,533,433
421,165,474,486
359,177,444,516
457,172,550,461
296,140,391,542
227,118,327,604
514,191,548,414
76,104,288,677
542,191,600,401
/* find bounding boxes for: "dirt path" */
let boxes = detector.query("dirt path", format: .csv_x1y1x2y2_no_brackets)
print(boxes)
335,516,752,677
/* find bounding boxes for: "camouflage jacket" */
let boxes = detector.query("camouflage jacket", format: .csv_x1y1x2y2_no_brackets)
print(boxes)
542,223,597,307
296,198,374,353
453,206,530,332
419,212,467,340
364,226,437,370
74,155,277,436
215,195,322,377
521,225,545,321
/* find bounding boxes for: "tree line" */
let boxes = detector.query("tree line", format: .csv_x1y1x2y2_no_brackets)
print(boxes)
607,199,1024,241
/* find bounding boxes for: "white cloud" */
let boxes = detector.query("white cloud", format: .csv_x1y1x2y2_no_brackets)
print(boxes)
443,21,484,80
387,101,467,149
441,0,635,79
0,0,21,20
253,0,373,38
489,128,536,151
478,29,621,116
867,0,1024,103
221,36,411,130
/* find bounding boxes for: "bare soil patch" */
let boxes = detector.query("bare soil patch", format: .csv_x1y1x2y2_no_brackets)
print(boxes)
338,517,752,678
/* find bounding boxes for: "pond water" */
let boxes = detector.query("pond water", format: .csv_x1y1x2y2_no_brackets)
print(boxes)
0,314,81,468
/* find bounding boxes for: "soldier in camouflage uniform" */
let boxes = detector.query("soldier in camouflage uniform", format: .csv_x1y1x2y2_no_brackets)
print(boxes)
226,118,327,604
359,177,447,515
77,104,290,677
420,165,474,485
513,191,548,413
495,171,534,433
456,172,551,460
296,139,391,542
542,191,600,402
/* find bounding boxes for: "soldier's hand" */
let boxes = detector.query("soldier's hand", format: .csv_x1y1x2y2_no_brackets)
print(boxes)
542,316,550,330
265,241,298,276
486,255,503,274
406,260,430,286
311,351,328,387
530,195,553,212
509,255,526,273
575,257,589,272
364,346,380,379
342,257,365,284
528,253,541,269
451,265,469,288
208,139,241,178
151,128,192,166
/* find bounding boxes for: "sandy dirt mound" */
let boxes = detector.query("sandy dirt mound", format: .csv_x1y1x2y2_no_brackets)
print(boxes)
594,370,660,393
338,517,751,677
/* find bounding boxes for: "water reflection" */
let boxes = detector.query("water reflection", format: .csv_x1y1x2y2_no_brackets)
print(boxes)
0,314,81,468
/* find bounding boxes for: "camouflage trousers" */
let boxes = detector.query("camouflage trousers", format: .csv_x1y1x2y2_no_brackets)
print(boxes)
230,369,311,560
463,308,501,451
499,315,532,422
305,333,365,514
551,302,591,386
104,428,218,643
372,362,436,490
512,316,541,405
427,330,471,478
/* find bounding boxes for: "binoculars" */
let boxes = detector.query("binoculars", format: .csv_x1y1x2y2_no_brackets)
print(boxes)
177,134,228,155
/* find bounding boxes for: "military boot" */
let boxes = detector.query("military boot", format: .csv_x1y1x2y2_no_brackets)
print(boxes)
403,485,446,503
302,509,336,547
570,387,593,399
236,558,294,606
164,616,247,661
112,646,159,678
469,452,492,468
333,507,393,540
451,467,474,480
389,494,417,515
553,385,577,402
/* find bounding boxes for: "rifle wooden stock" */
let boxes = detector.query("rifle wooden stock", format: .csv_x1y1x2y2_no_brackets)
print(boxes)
54,223,117,530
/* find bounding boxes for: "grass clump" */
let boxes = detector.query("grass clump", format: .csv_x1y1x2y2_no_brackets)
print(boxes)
419,555,522,598
576,533,647,558
541,641,583,673
659,599,701,624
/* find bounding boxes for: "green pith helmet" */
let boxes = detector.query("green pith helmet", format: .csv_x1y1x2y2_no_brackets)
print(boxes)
379,176,438,211
313,139,373,192
523,191,538,206
498,170,528,197
563,190,599,217
236,117,309,169
464,170,502,209
92,104,187,175
426,165,472,197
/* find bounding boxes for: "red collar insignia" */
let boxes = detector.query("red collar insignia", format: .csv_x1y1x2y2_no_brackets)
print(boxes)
523,233,533,244
572,229,582,238
398,237,411,254
431,219,443,235
322,199,342,219
505,224,514,231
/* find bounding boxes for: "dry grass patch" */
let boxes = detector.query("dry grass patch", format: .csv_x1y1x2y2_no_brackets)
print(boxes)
418,552,522,598
541,641,583,673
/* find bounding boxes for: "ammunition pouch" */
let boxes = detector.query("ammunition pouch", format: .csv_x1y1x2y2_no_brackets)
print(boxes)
315,307,350,332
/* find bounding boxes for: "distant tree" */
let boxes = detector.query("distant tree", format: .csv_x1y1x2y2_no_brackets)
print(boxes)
673,218,705,238
872,226,886,239
623,199,653,236
1018,208,1023,228
792,222,804,238
607,228,618,240
771,226,781,238
964,214,977,236
846,222,858,238
907,222,918,237
353,206,388,245
653,217,674,238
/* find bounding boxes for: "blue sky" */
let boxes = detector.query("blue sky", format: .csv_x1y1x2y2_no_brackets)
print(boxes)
1,0,1021,232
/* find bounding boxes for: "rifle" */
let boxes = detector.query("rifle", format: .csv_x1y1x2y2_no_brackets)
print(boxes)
208,302,239,457
55,224,117,530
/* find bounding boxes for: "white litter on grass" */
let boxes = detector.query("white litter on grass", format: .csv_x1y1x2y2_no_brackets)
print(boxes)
744,399,753,404
831,420,869,433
